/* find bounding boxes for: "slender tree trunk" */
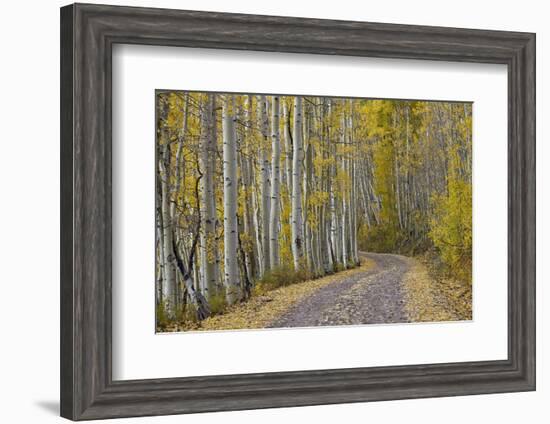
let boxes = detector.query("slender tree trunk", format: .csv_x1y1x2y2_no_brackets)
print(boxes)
156,207,165,303
166,95,189,311
157,97,177,318
283,102,293,199
341,192,348,268
171,236,210,321
259,95,271,273
170,93,188,216
200,94,219,301
319,99,332,273
222,95,241,304
350,105,359,264
159,149,177,318
250,150,263,277
269,96,281,268
304,139,314,270
329,164,338,267
340,112,348,268
291,96,304,269
283,100,294,265
242,95,259,281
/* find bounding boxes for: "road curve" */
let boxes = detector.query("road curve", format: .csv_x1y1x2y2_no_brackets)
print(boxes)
268,253,411,328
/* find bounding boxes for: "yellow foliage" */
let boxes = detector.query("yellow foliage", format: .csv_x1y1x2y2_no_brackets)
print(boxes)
429,177,472,282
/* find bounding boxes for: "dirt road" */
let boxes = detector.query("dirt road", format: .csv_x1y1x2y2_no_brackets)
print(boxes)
269,253,411,328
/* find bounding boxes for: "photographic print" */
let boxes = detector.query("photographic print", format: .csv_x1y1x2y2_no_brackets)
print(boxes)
155,91,472,333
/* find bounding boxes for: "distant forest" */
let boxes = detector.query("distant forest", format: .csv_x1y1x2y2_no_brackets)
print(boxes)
156,92,472,328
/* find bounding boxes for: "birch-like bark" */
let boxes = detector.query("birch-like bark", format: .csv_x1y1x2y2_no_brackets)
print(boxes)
349,104,359,264
222,95,241,304
327,101,339,267
283,101,293,198
242,95,259,280
200,94,219,300
318,98,332,273
392,111,405,231
340,113,348,268
303,116,314,271
171,237,210,320
169,94,189,308
291,96,304,269
159,149,176,317
170,93,188,226
269,96,281,268
250,114,264,278
156,206,165,303
157,98,177,317
251,157,263,277
259,95,271,273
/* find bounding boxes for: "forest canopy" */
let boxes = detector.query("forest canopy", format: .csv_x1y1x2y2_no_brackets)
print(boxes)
155,91,472,330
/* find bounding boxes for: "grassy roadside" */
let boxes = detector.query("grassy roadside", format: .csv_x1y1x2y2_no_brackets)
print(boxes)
403,257,472,322
164,256,375,332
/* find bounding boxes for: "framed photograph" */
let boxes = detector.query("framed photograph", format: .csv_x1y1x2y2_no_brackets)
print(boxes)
60,3,535,420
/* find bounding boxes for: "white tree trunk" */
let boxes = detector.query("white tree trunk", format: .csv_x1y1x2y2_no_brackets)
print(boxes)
159,150,177,317
171,235,210,321
251,159,263,277
222,95,241,304
200,94,219,300
291,96,304,269
156,209,165,303
341,193,348,268
329,170,338,267
170,94,188,229
269,96,281,268
349,105,359,265
341,113,348,269
242,95,260,280
259,95,271,273
304,134,314,271
319,98,332,273
283,102,293,199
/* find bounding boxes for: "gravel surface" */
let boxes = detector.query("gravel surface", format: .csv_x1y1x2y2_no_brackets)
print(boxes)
268,253,411,328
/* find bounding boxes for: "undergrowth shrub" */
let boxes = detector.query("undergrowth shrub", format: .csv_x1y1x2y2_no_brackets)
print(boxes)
155,301,168,331
254,263,312,294
208,290,227,316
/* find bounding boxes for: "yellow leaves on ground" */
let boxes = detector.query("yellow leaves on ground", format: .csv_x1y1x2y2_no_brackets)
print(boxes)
403,258,472,323
172,257,375,332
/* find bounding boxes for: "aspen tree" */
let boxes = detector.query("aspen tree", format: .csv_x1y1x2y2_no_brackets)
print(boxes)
291,96,304,269
158,98,177,318
259,95,271,273
269,96,281,267
222,95,241,304
200,94,219,301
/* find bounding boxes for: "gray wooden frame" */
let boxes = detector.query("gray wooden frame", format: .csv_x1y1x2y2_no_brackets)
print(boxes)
60,3,536,421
